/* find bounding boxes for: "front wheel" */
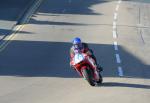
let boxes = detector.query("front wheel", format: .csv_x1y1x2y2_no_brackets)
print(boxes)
96,73,103,84
82,68,95,86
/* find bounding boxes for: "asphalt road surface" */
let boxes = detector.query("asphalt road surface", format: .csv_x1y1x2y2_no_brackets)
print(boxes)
0,0,150,103
0,0,34,40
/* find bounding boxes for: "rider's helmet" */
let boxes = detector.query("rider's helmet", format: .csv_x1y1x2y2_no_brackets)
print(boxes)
72,37,82,50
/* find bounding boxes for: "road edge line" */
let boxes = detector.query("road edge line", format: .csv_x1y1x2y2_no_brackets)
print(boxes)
0,0,44,52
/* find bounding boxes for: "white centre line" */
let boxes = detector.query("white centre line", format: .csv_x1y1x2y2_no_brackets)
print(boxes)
118,0,122,4
113,21,117,29
114,12,118,20
115,5,120,11
113,30,117,39
114,41,118,50
113,21,117,26
118,66,124,76
113,25,116,29
115,54,121,63
113,0,123,77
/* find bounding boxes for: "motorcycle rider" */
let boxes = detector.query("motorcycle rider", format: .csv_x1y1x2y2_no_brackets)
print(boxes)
70,37,103,72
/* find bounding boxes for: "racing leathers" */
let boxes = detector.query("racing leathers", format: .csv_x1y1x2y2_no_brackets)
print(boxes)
70,43,103,72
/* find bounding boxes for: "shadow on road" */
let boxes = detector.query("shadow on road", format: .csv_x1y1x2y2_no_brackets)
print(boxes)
0,0,150,89
101,82,150,89
0,40,149,79
0,29,33,43
37,0,107,15
1,0,149,36
0,0,35,42
37,0,150,15
30,20,98,26
0,40,149,89
29,0,107,26
0,0,107,39
126,0,150,3
0,0,34,21
0,28,33,36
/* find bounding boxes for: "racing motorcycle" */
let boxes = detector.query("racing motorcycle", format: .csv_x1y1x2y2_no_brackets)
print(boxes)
71,52,103,86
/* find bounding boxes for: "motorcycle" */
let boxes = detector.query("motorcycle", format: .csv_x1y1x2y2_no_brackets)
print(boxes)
70,52,103,86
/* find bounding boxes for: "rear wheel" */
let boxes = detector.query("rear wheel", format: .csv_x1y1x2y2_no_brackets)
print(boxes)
82,68,95,86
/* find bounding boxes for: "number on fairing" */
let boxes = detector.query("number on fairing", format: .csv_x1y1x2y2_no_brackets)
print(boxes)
74,54,84,64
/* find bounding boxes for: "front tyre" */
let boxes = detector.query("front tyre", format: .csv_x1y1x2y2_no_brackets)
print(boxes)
82,68,95,86
96,73,103,84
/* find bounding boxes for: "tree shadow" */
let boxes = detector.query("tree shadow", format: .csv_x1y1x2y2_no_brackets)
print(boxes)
125,0,150,3
0,40,149,89
0,28,33,43
36,0,150,17
0,40,149,78
28,0,108,26
0,0,35,42
0,28,33,36
37,0,108,15
29,20,99,26
119,46,150,79
0,0,108,40
0,0,35,21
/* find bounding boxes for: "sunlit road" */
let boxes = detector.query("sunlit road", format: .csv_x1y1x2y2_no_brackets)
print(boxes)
0,0,150,103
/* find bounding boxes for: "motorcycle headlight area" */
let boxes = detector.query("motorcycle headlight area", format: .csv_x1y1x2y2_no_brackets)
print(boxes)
74,54,85,64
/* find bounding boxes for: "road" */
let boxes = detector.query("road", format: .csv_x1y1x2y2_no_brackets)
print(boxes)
0,0,35,40
0,0,150,103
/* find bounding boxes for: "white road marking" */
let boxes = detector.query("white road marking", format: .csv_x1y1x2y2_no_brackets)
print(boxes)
115,5,120,11
114,41,118,51
118,66,124,76
113,21,117,26
114,12,118,20
112,0,123,77
118,0,122,4
0,25,24,52
113,21,117,29
116,54,121,63
113,25,116,29
113,30,117,39
0,0,43,52
23,0,43,23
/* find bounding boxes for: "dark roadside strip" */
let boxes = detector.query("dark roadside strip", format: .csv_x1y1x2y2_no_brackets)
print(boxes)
17,0,36,25
0,0,35,42
0,0,44,52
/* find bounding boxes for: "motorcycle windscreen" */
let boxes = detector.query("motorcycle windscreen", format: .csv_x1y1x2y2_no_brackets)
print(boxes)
74,53,85,64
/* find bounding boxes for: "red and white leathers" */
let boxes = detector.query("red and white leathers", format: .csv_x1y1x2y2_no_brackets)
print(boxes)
70,43,99,71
